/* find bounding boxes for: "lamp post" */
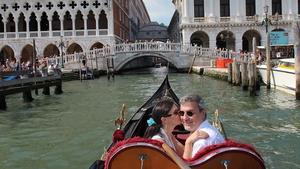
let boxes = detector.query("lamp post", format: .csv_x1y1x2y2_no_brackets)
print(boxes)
56,36,68,68
261,5,272,89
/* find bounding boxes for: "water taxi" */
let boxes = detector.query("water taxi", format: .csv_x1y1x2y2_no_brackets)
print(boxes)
257,58,295,94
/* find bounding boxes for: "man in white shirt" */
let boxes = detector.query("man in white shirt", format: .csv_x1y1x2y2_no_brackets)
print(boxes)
179,94,224,159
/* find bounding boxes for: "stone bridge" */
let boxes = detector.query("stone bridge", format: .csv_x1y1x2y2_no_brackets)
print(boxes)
48,42,249,72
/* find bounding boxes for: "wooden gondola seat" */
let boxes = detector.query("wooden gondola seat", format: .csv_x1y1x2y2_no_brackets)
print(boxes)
104,137,181,169
187,139,266,169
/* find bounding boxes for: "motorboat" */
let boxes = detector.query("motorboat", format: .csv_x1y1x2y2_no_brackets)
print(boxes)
257,58,295,94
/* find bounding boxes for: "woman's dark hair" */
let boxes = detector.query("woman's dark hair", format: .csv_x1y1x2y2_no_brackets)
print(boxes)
144,97,177,138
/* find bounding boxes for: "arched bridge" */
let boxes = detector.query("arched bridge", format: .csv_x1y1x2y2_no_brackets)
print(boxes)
48,42,244,72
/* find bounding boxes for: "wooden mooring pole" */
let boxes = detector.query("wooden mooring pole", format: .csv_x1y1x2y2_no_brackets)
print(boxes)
294,21,300,100
248,61,257,96
228,59,257,96
55,80,63,94
241,61,249,90
232,59,241,86
23,90,34,102
227,63,232,84
42,87,50,95
0,95,7,110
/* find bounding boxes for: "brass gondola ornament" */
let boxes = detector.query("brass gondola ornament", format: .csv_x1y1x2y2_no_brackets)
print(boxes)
213,109,227,140
114,104,127,129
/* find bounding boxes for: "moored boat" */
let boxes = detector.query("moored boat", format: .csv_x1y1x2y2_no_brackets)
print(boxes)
257,58,295,94
89,75,266,169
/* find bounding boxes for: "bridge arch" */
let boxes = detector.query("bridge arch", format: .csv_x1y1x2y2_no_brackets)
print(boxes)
115,52,179,72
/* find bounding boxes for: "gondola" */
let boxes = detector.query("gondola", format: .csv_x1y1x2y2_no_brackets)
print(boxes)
89,75,266,169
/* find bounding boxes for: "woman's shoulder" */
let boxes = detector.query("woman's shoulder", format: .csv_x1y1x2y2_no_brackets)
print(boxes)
152,134,163,141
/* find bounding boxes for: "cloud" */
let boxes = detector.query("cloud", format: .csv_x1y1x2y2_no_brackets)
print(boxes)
143,0,175,26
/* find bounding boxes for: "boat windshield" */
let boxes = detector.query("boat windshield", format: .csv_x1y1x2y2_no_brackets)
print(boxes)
277,58,295,69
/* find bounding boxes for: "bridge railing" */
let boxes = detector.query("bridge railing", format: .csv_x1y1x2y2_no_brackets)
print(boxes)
112,42,182,54
46,42,254,69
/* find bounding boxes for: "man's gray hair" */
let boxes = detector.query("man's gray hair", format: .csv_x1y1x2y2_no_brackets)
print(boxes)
179,94,206,111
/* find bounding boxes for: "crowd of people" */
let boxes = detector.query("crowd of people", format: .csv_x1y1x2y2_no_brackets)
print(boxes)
0,58,60,78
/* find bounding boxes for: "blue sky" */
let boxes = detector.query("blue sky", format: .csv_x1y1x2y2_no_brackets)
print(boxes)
143,0,175,26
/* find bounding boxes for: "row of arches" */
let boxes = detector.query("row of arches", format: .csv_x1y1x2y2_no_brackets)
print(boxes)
0,10,107,32
0,42,104,64
190,28,285,52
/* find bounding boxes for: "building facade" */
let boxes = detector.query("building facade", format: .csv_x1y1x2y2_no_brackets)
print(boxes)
0,0,150,64
168,10,180,43
136,22,169,42
129,0,151,42
172,0,300,53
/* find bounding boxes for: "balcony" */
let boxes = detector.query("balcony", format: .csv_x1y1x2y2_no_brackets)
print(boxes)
194,17,205,22
0,29,108,39
246,16,256,22
220,17,230,22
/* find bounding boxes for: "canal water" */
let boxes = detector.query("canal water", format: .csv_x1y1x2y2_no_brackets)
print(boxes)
0,71,299,169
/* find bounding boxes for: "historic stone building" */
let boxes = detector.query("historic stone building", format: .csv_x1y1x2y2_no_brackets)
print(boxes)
136,22,169,42
171,0,300,52
168,10,180,43
0,0,150,64
129,0,151,42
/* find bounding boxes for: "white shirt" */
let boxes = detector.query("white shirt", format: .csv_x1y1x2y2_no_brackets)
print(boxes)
192,120,225,157
152,128,176,150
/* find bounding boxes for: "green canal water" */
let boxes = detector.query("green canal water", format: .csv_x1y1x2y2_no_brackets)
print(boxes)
0,72,299,169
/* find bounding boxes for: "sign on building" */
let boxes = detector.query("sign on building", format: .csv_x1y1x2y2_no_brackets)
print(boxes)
270,31,289,45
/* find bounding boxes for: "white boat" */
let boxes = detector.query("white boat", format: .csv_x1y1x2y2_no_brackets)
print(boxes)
257,58,295,95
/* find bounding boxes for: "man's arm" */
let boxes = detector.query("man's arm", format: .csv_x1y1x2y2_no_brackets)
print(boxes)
183,130,209,159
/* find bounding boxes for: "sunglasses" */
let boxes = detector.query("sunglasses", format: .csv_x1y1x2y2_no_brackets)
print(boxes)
178,111,194,117
164,110,180,117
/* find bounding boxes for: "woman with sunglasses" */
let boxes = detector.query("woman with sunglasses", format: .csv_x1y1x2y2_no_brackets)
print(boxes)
144,97,184,155
179,94,225,159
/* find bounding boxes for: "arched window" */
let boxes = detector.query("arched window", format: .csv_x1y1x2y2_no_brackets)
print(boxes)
29,13,38,31
0,14,4,32
63,11,72,30
246,0,255,16
75,11,84,30
52,12,60,31
41,12,49,31
194,0,204,17
6,13,15,32
99,10,107,29
87,10,96,29
298,0,300,14
272,0,282,15
18,13,26,32
220,0,230,17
